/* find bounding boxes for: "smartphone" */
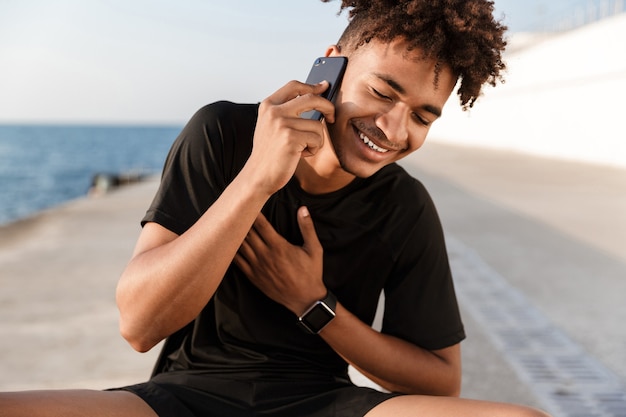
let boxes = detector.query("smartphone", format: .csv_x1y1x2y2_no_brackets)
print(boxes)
300,56,348,121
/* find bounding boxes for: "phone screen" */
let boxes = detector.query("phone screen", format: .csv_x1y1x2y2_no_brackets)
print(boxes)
301,56,348,121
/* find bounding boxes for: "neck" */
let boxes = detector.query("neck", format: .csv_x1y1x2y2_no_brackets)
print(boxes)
294,147,356,195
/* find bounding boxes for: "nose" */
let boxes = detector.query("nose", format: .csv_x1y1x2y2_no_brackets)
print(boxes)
375,103,409,145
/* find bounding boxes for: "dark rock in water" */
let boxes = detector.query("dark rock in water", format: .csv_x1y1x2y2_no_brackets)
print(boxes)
89,172,147,195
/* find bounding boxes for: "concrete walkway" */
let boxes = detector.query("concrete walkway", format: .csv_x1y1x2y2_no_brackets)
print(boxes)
0,178,161,390
1,142,625,415
405,142,626,415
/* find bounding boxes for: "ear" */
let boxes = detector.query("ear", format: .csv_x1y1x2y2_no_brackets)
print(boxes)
324,45,341,57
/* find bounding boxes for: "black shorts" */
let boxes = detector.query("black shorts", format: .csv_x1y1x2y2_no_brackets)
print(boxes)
113,372,399,417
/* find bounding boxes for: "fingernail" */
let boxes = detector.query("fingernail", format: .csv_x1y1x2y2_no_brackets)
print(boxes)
301,206,310,217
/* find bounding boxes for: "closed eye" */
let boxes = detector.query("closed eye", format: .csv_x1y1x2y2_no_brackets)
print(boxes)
373,86,431,126
372,88,391,101
412,113,430,126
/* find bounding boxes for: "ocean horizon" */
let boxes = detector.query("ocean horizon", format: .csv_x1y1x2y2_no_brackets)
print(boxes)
0,124,182,227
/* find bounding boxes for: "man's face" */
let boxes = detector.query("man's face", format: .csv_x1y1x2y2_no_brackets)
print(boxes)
326,39,456,178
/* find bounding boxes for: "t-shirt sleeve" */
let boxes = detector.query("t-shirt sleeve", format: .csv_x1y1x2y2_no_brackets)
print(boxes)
142,102,257,235
382,179,465,351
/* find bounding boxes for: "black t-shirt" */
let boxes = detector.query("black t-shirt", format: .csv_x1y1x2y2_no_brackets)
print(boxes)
143,101,465,382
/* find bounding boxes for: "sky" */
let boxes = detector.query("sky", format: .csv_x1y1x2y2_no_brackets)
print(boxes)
0,0,600,125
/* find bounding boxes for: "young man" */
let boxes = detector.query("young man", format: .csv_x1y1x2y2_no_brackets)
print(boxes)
1,1,552,416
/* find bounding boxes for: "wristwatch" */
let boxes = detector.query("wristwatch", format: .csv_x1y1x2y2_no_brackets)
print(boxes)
298,291,337,334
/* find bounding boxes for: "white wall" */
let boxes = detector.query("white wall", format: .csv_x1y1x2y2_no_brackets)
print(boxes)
430,13,626,169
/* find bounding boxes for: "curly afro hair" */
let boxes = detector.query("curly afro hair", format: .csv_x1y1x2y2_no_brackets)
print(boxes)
322,0,507,109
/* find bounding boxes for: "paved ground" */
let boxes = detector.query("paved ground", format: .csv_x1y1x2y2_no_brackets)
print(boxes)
0,178,162,391
405,142,626,415
1,141,625,415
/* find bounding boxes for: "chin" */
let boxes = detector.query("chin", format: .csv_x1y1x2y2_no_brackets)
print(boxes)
337,157,384,179
330,127,393,179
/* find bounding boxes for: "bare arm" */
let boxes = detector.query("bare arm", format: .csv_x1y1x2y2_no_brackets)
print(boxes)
320,304,461,395
116,175,271,352
235,208,461,396
116,81,334,352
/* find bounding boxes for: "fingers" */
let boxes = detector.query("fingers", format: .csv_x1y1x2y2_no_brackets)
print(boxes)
238,213,286,257
235,230,256,273
268,79,328,103
251,213,279,245
253,210,320,255
239,210,320,265
236,215,269,263
265,80,335,124
233,252,251,277
297,206,322,255
249,80,335,195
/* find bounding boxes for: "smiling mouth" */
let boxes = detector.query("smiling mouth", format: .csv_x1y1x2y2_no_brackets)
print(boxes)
359,132,390,154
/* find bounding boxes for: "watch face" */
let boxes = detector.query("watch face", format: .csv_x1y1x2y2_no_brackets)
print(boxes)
299,301,335,334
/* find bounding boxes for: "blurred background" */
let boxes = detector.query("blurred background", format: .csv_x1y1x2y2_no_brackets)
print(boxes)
1,0,623,125
1,0,625,225
1,1,625,415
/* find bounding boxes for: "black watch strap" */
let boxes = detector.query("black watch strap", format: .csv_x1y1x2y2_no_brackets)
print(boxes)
320,291,337,311
298,291,337,334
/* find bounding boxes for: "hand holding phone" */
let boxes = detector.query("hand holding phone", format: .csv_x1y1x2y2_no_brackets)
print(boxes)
300,57,347,121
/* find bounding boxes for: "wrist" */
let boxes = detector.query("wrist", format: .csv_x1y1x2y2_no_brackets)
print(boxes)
234,165,276,200
298,291,337,334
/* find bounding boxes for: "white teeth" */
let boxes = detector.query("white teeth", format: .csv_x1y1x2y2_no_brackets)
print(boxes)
359,132,389,153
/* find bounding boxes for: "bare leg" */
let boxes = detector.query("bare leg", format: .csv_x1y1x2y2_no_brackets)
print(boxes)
365,395,551,417
0,389,157,417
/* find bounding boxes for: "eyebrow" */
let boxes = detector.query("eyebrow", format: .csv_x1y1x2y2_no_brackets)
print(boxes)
374,73,443,118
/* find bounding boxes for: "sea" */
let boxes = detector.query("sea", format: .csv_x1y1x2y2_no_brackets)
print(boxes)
0,124,182,227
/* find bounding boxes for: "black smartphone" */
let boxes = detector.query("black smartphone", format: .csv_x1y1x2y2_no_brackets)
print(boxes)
300,56,348,121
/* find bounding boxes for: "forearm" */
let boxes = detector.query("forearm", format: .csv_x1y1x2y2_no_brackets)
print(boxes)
319,303,461,396
117,168,270,352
